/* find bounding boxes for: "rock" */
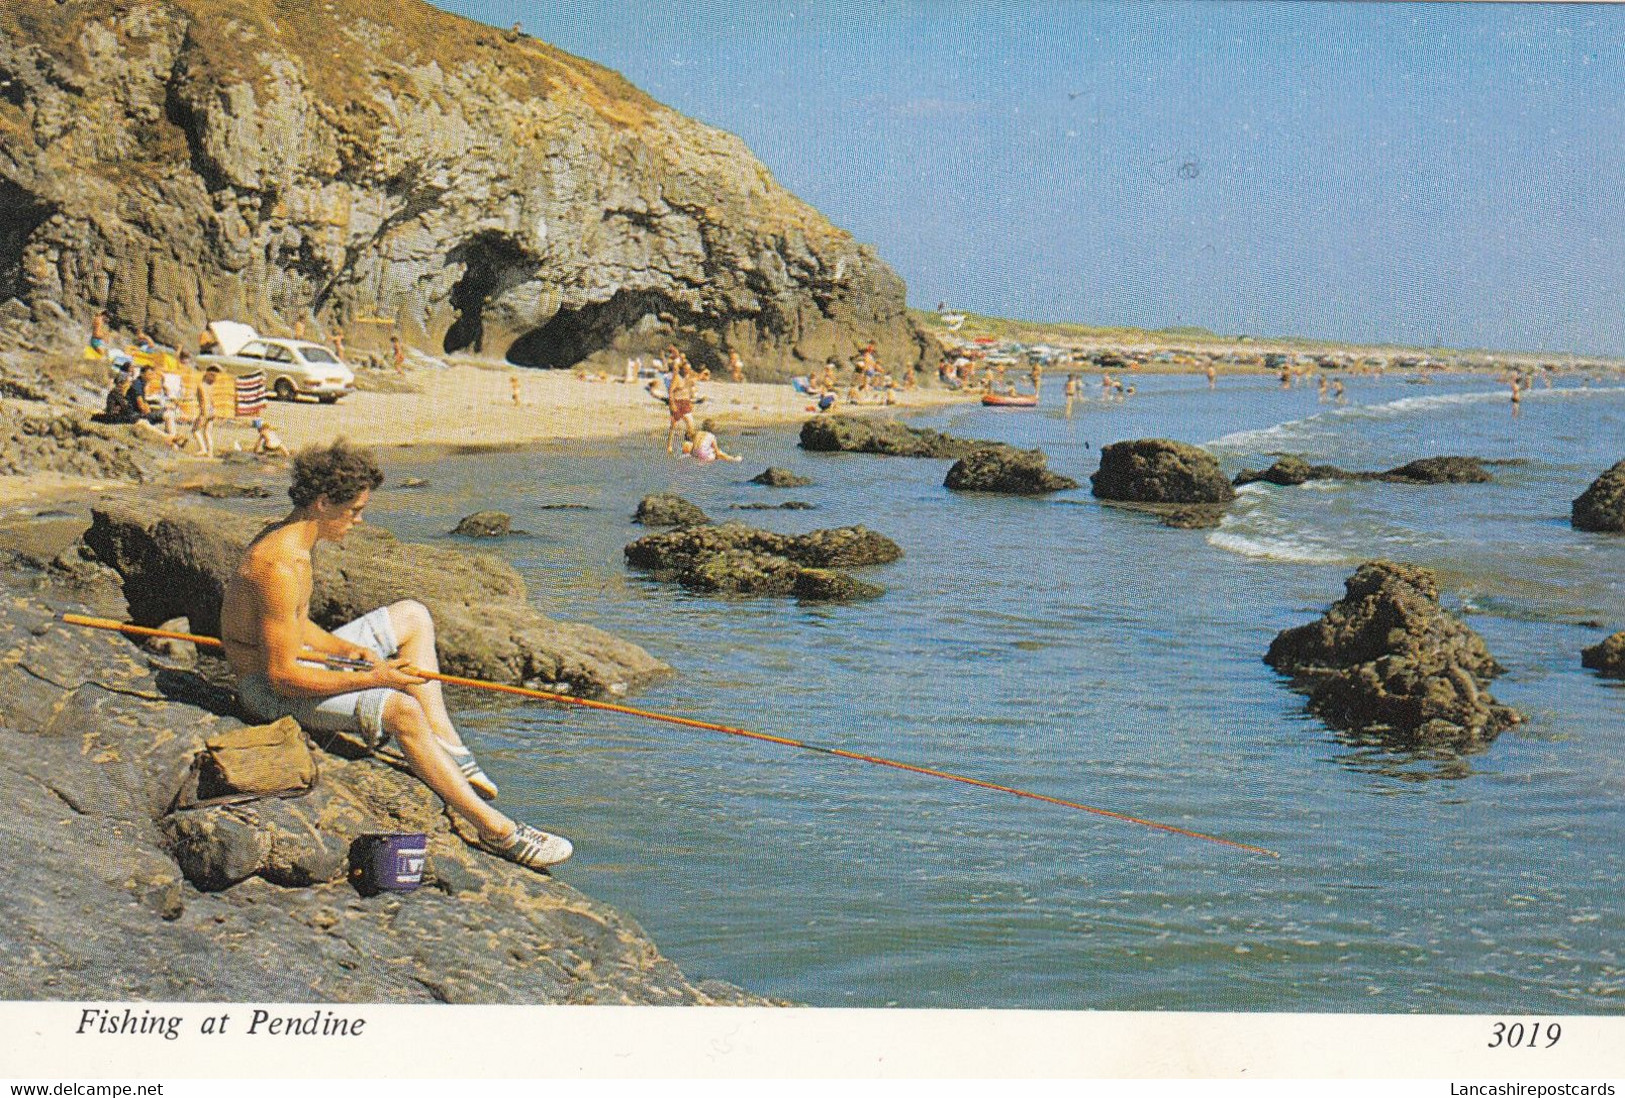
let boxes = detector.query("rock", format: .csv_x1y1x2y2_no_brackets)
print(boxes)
1234,456,1344,487
1159,506,1225,529
0,404,153,482
0,1,935,382
1581,632,1625,677
1235,454,1494,487
1265,561,1521,749
193,483,274,499
799,416,993,458
451,510,512,537
1092,439,1236,504
793,568,884,602
751,467,813,487
1379,456,1492,484
945,447,1078,495
81,500,668,696
633,495,710,527
1573,460,1625,532
732,501,814,511
624,522,898,601
0,585,770,1004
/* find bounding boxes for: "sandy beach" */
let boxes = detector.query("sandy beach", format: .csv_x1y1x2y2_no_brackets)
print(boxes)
245,361,965,454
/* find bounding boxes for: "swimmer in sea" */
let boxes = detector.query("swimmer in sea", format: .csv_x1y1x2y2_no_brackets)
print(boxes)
682,420,741,463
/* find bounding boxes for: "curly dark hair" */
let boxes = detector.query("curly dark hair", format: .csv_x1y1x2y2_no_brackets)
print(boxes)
288,439,384,508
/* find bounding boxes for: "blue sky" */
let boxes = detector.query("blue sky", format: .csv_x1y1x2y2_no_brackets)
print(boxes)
431,1,1625,355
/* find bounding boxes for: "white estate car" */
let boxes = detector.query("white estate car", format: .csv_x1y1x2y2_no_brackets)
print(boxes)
200,321,356,403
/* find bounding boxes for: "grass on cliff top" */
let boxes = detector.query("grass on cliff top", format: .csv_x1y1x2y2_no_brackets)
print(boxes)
2,0,661,139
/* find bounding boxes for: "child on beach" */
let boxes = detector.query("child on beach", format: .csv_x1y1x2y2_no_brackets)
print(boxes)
253,419,291,457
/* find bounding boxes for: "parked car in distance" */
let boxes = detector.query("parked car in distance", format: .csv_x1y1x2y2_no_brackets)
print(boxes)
200,321,355,403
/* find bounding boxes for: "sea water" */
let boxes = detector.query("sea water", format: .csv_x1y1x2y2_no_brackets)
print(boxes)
362,372,1625,1011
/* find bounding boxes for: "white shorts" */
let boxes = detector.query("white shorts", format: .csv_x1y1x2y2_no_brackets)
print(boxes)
236,606,401,748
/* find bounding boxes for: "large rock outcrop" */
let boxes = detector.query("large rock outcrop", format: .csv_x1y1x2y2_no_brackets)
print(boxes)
1264,561,1521,749
80,499,668,695
624,522,899,601
0,582,765,1004
799,416,992,458
1091,439,1236,504
0,1,935,379
1572,461,1625,533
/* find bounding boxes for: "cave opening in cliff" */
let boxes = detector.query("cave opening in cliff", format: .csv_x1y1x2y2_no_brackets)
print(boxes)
0,181,52,302
506,289,701,369
442,232,539,355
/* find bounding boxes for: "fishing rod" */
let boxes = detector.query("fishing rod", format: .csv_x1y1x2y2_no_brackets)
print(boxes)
59,612,1280,858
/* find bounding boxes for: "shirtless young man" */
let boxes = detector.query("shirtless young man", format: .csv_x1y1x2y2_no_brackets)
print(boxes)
218,440,572,870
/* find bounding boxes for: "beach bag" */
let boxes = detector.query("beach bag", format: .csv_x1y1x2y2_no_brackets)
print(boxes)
169,716,319,812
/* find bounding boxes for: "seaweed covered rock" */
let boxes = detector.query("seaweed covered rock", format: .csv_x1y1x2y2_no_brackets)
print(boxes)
1265,561,1521,748
624,522,898,601
1380,456,1492,484
750,467,813,487
633,494,711,528
1159,506,1225,529
799,416,993,458
1234,456,1345,487
1581,632,1625,677
1091,439,1236,504
81,500,668,696
944,447,1079,495
1234,454,1493,488
0,405,153,482
451,511,513,537
1572,460,1625,533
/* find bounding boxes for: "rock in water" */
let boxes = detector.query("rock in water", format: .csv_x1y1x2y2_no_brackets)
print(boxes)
0,1,935,380
799,416,993,458
633,495,710,527
1573,460,1625,532
81,501,668,696
451,511,512,537
751,467,813,487
1264,561,1521,748
1091,439,1236,504
944,447,1078,494
1581,632,1625,677
1234,454,1493,487
1379,456,1492,484
624,522,898,601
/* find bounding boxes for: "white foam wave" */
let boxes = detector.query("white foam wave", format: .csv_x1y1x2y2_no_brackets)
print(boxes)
1233,482,1270,497
1206,529,1352,565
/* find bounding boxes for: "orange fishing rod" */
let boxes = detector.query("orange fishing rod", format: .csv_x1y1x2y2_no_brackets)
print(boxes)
60,612,1280,858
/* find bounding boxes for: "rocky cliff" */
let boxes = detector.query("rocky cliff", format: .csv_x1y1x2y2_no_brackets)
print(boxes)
0,0,935,378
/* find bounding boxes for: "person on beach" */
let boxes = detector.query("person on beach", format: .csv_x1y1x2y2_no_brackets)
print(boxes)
1064,374,1079,416
198,326,219,355
190,362,221,457
1317,375,1329,403
1205,363,1217,389
90,309,110,355
728,350,745,383
130,365,183,448
1332,379,1346,403
330,327,346,361
218,441,572,871
509,375,522,406
390,335,406,374
666,362,696,453
253,418,291,457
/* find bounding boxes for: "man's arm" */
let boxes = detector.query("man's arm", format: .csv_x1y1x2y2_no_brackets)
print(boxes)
257,564,422,696
300,618,374,664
